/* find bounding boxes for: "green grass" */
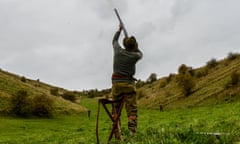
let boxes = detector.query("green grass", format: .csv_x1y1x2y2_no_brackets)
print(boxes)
0,114,96,144
0,98,239,144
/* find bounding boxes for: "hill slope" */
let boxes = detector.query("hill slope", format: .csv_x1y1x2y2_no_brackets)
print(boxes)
1,53,240,113
137,53,240,110
0,69,87,114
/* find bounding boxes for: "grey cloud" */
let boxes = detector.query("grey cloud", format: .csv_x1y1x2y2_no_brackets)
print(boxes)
1,0,240,90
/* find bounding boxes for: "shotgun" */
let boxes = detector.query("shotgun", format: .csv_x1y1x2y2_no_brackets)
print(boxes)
114,8,129,38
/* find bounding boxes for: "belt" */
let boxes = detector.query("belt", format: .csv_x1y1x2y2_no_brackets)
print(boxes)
112,74,137,81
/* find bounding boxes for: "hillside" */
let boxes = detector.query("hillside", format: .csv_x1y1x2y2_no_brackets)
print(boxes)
137,53,240,110
1,53,240,114
0,69,87,115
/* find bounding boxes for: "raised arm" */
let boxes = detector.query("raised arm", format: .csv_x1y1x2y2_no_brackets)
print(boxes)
112,25,122,45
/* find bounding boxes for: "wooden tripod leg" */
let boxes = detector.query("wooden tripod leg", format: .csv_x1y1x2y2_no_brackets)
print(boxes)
107,97,125,143
96,100,101,144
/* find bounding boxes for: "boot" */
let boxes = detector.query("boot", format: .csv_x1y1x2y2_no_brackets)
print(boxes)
128,119,137,135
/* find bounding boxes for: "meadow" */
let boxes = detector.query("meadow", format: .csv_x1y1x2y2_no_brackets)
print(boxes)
0,98,239,144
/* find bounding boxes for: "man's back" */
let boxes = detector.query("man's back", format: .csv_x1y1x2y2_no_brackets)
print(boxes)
113,43,142,76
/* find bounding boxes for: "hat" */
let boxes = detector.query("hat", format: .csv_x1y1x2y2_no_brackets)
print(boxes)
123,36,138,51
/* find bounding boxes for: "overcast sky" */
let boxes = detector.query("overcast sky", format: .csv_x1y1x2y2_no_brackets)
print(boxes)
1,0,240,90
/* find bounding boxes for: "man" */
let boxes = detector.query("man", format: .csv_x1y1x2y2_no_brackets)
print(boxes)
111,24,143,139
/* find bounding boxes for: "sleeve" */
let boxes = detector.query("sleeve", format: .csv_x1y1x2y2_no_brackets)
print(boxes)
112,31,121,45
112,31,121,53
132,48,143,59
136,50,143,60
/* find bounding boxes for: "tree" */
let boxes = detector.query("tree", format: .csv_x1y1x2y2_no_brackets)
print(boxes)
146,73,157,83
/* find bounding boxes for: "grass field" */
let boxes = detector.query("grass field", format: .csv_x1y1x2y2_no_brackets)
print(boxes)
0,98,239,144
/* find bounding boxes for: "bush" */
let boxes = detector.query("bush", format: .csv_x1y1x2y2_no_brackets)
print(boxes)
178,64,188,75
146,73,158,83
11,90,54,117
11,90,32,116
20,76,27,82
32,94,54,117
227,52,239,60
166,73,176,83
159,79,168,88
230,71,240,85
206,58,218,68
136,80,145,88
62,92,76,102
86,89,98,98
225,71,240,88
177,65,195,96
178,73,195,96
195,68,208,78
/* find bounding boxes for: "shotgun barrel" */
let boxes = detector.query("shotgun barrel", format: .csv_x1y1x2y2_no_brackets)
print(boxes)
114,8,129,38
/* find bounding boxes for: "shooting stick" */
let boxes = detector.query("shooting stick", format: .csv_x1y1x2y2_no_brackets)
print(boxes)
96,97,125,144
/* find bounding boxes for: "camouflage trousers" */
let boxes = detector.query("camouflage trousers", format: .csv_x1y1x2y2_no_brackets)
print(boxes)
111,82,137,135
111,82,137,117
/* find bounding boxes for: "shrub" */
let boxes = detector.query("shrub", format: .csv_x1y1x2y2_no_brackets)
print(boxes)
159,79,168,88
20,76,27,82
146,73,157,83
178,64,188,75
178,73,195,96
136,80,145,88
227,52,239,60
195,68,208,78
62,92,76,102
11,90,32,116
11,90,54,117
166,73,176,82
32,94,54,117
177,64,195,96
230,71,240,85
86,89,99,98
206,58,218,68
178,64,194,76
225,71,240,88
